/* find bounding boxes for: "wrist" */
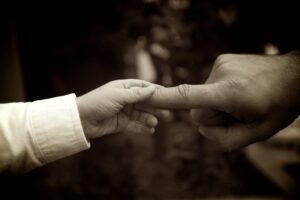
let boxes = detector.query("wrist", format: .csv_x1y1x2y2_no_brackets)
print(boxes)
76,97,93,140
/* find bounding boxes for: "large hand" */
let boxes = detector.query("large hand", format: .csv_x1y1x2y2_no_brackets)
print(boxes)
76,79,167,139
146,52,300,150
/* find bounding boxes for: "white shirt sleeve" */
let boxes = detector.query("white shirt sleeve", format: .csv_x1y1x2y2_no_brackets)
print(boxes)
0,94,90,174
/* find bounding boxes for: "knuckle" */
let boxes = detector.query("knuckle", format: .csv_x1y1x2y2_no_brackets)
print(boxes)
177,84,191,99
215,54,226,64
215,54,232,65
224,77,250,92
226,79,243,90
214,54,235,74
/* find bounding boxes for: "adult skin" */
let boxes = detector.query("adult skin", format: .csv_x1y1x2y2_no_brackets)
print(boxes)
146,52,300,151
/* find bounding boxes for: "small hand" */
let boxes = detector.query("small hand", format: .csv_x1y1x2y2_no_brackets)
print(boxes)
76,79,169,139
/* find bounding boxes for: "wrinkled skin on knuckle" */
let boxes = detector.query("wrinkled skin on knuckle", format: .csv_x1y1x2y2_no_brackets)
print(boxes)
225,78,252,100
225,78,246,91
177,84,191,100
153,86,165,100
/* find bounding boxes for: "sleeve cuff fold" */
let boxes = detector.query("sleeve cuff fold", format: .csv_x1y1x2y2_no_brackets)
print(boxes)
29,94,90,164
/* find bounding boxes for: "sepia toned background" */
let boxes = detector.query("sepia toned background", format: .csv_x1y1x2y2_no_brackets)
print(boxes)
1,0,300,199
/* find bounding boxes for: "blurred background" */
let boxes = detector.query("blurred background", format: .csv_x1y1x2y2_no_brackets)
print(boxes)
1,0,300,199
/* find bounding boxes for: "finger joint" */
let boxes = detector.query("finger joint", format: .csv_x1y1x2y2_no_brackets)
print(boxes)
177,84,191,100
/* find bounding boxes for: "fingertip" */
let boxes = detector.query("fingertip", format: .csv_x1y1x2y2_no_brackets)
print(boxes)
137,85,156,96
146,116,158,127
149,127,155,134
138,126,155,135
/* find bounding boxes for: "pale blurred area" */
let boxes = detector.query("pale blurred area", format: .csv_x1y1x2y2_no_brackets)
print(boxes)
1,0,300,199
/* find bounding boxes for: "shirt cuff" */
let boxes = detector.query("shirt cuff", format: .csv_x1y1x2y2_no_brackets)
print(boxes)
28,94,90,165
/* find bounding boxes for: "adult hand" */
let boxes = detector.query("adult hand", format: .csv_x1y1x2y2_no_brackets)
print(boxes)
76,79,169,139
146,52,300,150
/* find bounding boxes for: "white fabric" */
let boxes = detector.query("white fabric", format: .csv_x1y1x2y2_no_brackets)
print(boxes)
0,94,90,173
